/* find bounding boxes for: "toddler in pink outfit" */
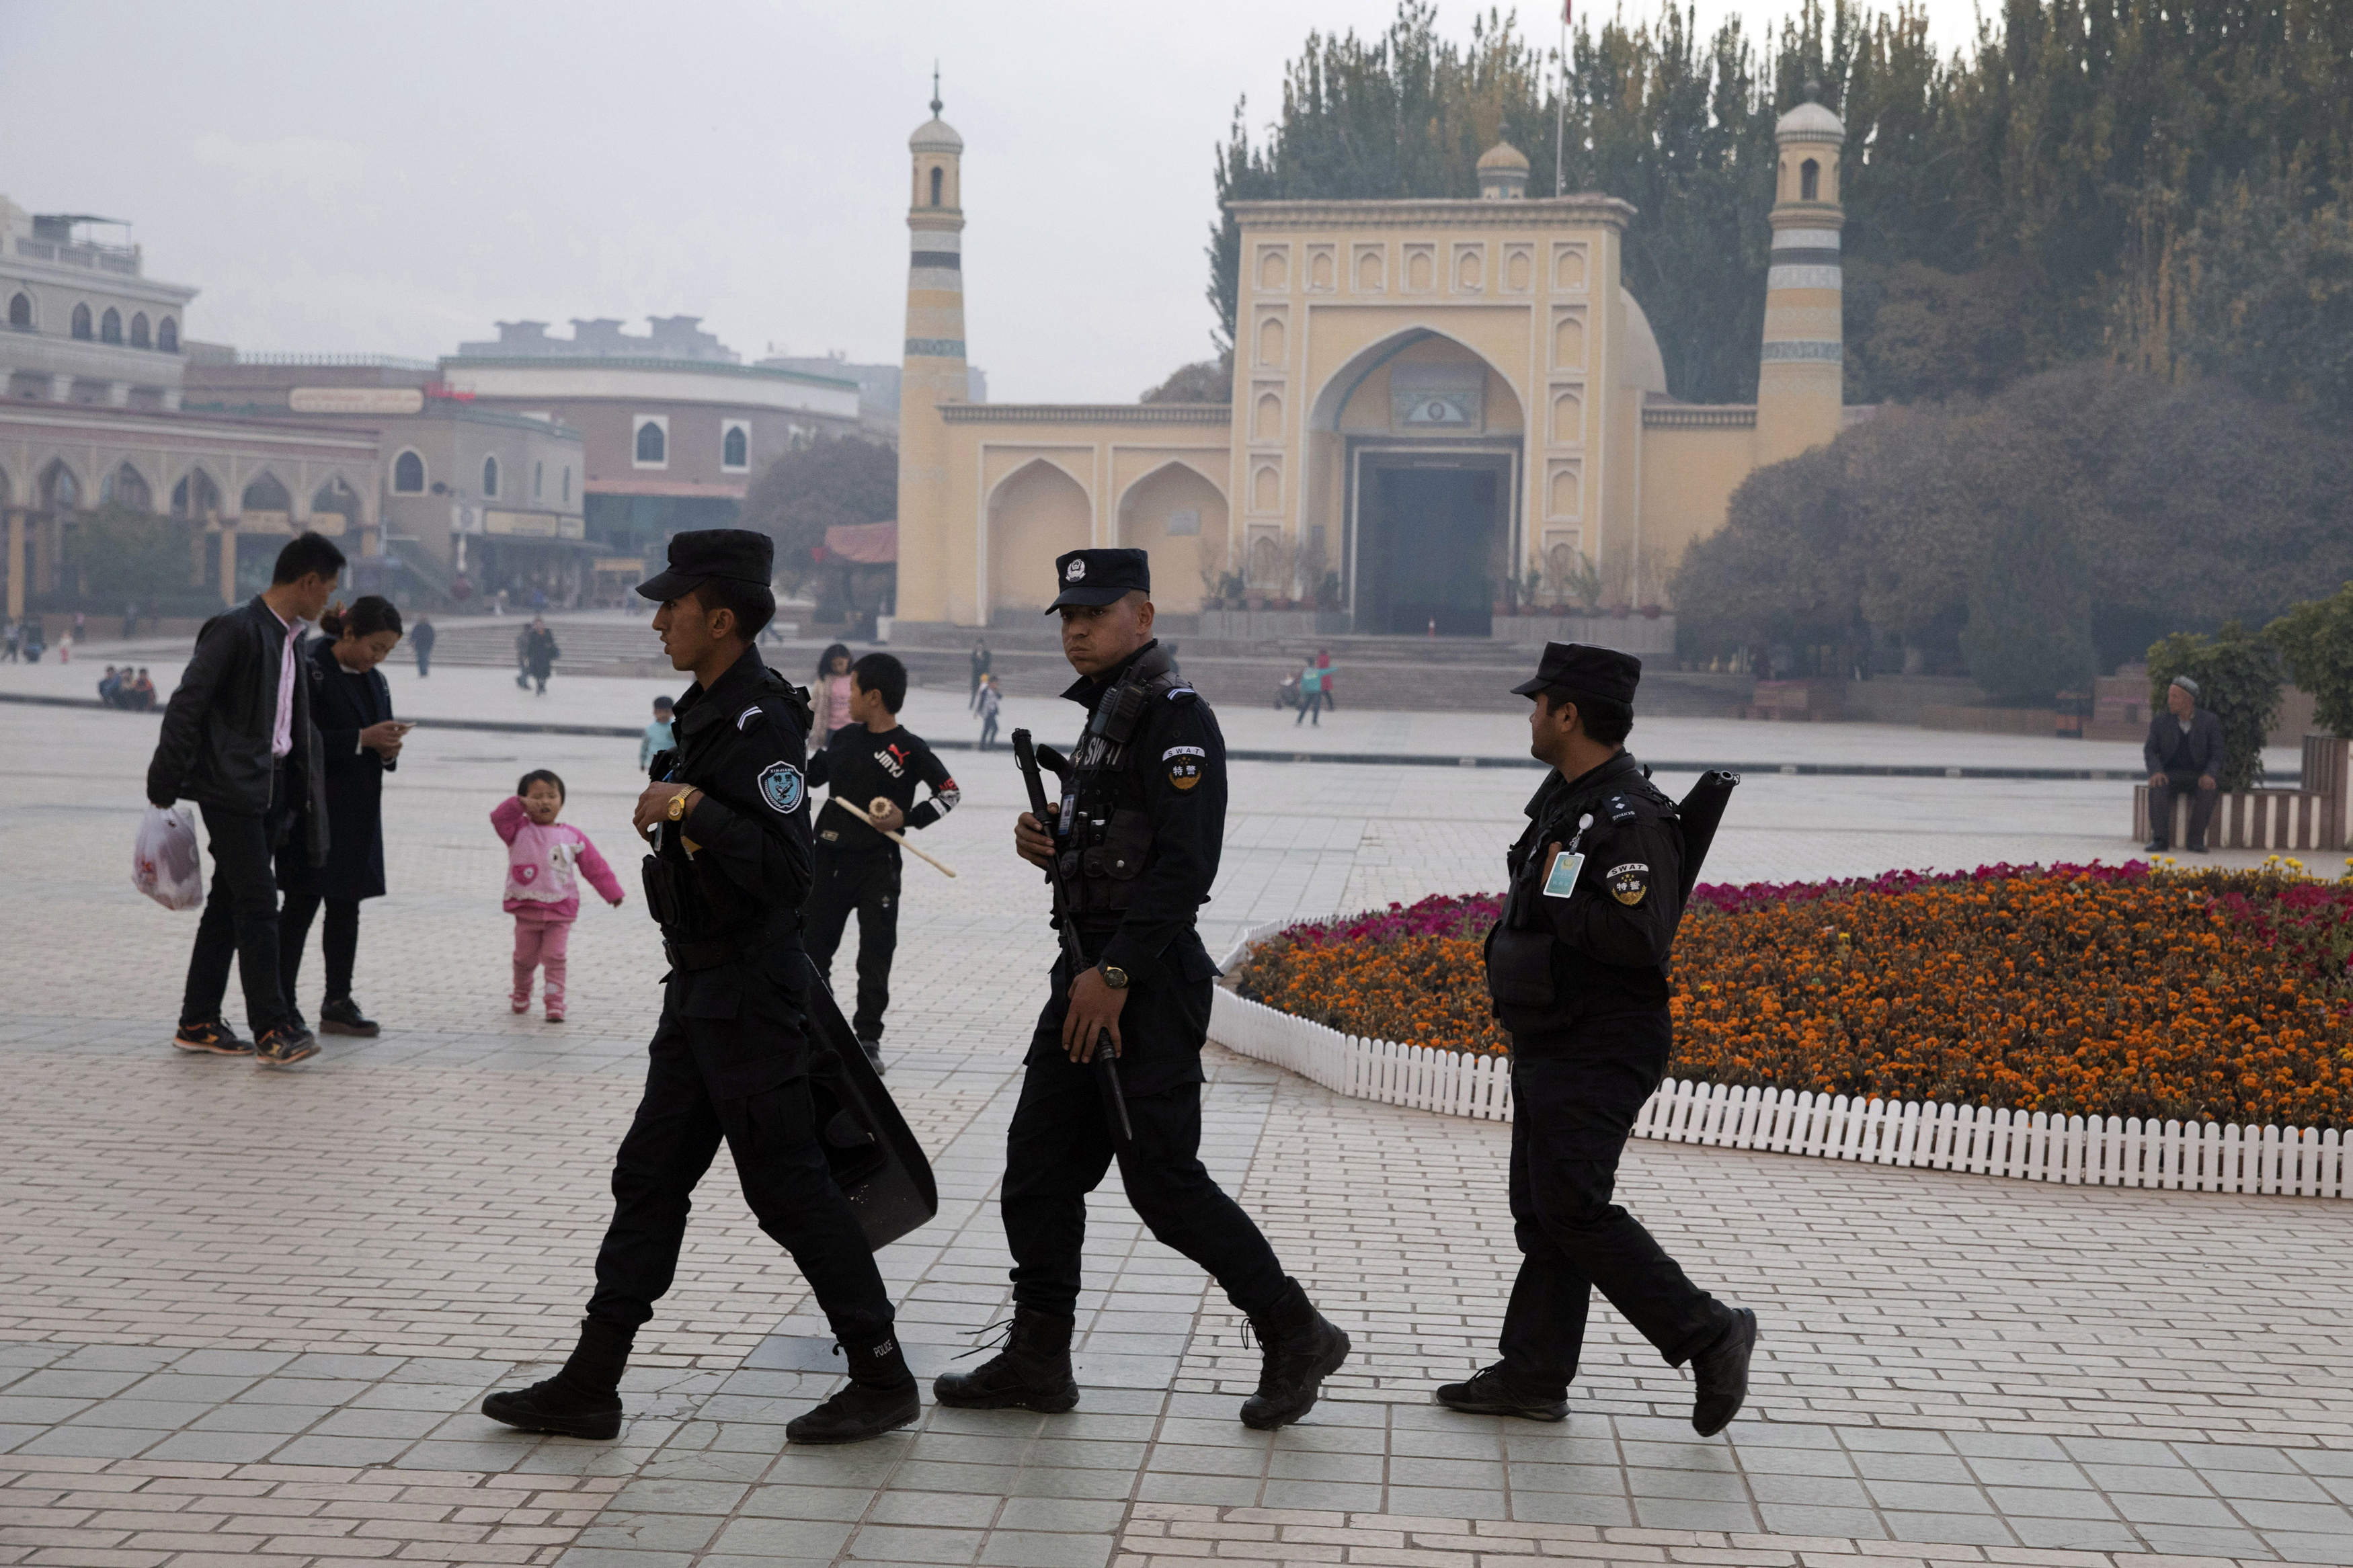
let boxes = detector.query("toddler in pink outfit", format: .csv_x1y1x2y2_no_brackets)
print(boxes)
491,770,624,1021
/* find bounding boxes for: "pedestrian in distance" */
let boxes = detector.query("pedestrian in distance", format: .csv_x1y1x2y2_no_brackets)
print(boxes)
813,641,854,749
2,618,18,661
976,672,1002,751
57,628,72,664
145,531,345,1069
2143,675,2225,855
1448,640,1757,1434
99,665,124,706
939,546,1349,1430
481,528,922,1447
1316,647,1337,710
969,638,991,710
523,617,559,696
130,668,157,710
639,694,676,772
490,770,624,1022
278,596,411,1040
122,600,139,641
805,652,961,1076
410,614,436,678
1294,654,1324,727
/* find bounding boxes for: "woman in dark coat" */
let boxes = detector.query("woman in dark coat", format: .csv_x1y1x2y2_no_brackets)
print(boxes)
278,596,407,1036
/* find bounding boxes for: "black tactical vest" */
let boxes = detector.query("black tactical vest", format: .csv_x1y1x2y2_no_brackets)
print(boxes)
1054,644,1187,919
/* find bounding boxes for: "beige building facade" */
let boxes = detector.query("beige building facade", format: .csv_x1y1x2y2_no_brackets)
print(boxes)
895,97,1847,632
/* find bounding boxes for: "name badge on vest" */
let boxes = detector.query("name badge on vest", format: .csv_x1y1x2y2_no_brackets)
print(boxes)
1542,851,1585,898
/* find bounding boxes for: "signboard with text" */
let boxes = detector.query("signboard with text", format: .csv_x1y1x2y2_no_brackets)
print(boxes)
289,386,425,416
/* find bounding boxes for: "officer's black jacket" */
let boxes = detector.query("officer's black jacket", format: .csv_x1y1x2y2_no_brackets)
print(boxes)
807,724,959,852
648,647,813,938
1490,750,1685,1040
1055,639,1224,991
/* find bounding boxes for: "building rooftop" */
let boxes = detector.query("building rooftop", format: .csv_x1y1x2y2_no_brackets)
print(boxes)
456,316,742,364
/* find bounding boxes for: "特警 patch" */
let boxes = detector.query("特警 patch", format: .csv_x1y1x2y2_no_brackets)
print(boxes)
1606,862,1650,906
757,761,805,814
1162,743,1206,792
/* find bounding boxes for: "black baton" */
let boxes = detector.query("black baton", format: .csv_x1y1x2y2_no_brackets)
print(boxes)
1011,728,1133,1143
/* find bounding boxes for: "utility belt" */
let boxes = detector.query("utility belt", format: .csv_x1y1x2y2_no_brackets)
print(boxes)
662,913,804,973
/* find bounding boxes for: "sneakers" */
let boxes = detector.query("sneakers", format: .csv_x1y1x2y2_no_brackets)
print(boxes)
483,1319,631,1440
511,998,530,1015
933,1307,1080,1413
318,997,378,1037
253,1024,320,1070
1238,1279,1350,1431
859,1036,886,1077
1689,1307,1758,1436
1434,1362,1568,1422
787,1333,920,1444
171,1019,251,1056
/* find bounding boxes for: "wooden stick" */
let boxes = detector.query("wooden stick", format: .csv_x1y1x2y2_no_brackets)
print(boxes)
835,797,959,878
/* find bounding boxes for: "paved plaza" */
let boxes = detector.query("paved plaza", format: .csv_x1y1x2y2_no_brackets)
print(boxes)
1,657,2347,1568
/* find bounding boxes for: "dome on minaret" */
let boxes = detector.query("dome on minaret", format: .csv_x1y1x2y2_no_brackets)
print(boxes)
1476,138,1529,199
1775,82,1844,144
910,115,963,154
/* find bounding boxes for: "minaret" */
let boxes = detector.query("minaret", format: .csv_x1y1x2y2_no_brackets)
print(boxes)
895,70,966,623
1753,83,1846,465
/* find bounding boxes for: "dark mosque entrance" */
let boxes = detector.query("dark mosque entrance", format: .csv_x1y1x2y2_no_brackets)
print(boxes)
1353,454,1513,636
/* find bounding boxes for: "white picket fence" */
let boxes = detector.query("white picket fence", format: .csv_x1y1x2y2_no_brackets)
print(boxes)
1208,925,2353,1200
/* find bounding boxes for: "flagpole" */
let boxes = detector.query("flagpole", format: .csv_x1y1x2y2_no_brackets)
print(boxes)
1554,1,1570,196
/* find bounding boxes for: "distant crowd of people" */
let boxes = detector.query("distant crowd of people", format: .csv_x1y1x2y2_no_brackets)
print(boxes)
98,665,157,709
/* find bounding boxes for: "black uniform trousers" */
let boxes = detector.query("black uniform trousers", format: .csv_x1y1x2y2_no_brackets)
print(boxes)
2149,772,2218,851
180,768,292,1034
1001,952,1289,1322
587,953,894,1346
803,840,900,1042
1501,1009,1731,1395
278,892,360,1010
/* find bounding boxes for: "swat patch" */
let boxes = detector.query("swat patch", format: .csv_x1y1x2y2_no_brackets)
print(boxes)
1164,744,1205,792
758,762,805,814
1607,862,1650,906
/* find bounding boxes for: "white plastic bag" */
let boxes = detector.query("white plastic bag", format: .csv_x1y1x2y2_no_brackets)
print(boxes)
133,804,204,911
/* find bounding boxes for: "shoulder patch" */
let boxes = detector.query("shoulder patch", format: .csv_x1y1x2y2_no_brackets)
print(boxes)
1164,745,1205,792
1605,794,1638,823
756,761,805,814
1166,686,1197,702
1162,744,1206,762
737,704,766,732
1606,861,1650,905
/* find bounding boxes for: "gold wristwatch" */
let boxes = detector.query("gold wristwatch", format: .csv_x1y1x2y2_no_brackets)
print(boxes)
1099,964,1129,990
666,788,694,823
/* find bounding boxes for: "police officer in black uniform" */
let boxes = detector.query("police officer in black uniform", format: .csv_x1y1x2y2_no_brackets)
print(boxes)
934,547,1349,1430
1439,641,1758,1435
481,530,919,1447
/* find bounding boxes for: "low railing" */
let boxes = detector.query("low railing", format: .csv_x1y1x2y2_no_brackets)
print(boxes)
1209,936,2352,1198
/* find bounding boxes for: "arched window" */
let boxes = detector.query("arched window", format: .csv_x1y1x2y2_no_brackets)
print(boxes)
533,460,543,499
635,419,666,464
40,460,80,511
482,454,500,497
1800,158,1819,201
7,293,29,329
129,312,150,349
392,450,426,493
106,463,153,512
157,317,178,353
173,468,222,520
100,307,122,344
241,472,290,514
71,303,93,340
723,425,748,468
930,166,944,207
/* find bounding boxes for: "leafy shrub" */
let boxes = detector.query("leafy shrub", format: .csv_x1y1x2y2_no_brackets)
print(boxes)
2268,583,2353,739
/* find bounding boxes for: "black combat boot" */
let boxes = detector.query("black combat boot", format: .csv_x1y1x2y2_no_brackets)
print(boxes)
1238,1279,1349,1431
1434,1362,1568,1422
481,1318,630,1440
1689,1307,1758,1436
932,1307,1080,1413
787,1330,921,1444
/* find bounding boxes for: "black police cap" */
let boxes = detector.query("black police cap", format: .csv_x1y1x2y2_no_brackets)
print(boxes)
637,529,774,601
1045,547,1151,612
1510,641,1641,704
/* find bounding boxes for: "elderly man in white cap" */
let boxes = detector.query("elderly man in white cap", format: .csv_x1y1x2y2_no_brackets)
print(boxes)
2143,675,2226,854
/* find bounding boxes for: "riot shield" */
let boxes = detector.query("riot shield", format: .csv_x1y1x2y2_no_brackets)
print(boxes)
797,956,938,1251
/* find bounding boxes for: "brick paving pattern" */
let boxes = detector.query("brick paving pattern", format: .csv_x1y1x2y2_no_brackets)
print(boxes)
1,678,2346,1567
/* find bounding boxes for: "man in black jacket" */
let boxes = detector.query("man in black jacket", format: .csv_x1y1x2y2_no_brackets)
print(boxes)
934,548,1348,1432
481,529,918,1448
1447,641,1756,1436
805,651,959,1075
147,532,344,1067
2143,675,2227,854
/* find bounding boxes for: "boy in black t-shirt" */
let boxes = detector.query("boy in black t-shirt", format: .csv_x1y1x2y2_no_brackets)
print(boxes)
804,653,959,1074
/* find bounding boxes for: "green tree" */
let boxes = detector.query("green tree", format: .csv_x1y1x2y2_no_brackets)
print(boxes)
1958,508,2094,704
734,436,896,589
2266,584,2353,738
2145,623,2281,791
63,506,198,603
1141,352,1233,403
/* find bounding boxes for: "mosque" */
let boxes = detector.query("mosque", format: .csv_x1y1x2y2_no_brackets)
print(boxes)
891,87,1850,634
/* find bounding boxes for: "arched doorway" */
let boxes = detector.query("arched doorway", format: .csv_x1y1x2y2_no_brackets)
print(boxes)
986,459,1090,620
1309,330,1525,635
1117,461,1225,616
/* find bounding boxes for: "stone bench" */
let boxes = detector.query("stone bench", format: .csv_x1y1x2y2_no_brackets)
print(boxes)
2131,735,2350,851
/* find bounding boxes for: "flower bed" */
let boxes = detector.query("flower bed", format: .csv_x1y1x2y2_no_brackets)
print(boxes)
1230,864,2353,1129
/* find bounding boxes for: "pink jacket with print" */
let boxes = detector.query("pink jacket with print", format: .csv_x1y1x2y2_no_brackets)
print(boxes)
491,796,625,920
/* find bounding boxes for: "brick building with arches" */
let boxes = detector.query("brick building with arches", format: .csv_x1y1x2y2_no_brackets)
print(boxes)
892,91,1859,634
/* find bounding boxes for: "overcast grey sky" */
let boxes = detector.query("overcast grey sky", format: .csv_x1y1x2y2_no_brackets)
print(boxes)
0,0,1988,404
